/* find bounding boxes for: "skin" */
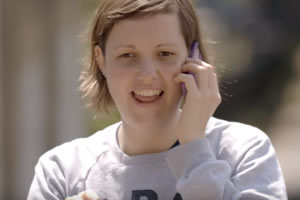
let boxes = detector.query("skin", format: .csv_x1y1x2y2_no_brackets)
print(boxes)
65,190,99,200
95,12,221,155
68,12,221,200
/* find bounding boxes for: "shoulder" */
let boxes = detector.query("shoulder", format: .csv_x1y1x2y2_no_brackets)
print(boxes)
206,117,273,167
40,121,120,162
206,117,269,146
37,121,121,189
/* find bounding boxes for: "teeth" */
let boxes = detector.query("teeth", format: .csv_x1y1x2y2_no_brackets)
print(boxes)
134,90,162,97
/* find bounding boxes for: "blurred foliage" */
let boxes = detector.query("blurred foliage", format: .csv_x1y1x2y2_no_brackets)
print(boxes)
87,107,121,134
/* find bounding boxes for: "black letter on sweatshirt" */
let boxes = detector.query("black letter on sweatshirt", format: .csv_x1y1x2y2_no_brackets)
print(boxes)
173,193,183,200
132,190,158,200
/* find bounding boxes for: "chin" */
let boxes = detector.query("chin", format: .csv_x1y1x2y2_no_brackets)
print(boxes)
128,112,175,130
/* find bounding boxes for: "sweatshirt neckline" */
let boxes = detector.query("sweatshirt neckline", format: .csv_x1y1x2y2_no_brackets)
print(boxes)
110,122,168,165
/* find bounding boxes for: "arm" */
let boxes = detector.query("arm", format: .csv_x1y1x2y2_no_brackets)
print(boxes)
27,137,105,200
27,156,66,200
166,129,287,200
28,161,99,200
172,42,286,199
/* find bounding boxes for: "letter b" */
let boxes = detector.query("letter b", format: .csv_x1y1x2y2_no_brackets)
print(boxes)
132,190,158,200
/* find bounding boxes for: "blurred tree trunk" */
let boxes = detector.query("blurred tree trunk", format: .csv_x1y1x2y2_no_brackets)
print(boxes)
1,0,86,199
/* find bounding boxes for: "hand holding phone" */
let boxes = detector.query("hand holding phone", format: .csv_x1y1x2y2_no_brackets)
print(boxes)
174,40,221,145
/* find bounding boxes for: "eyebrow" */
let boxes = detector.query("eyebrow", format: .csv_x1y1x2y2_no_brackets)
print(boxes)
157,43,178,47
114,44,136,50
114,43,178,50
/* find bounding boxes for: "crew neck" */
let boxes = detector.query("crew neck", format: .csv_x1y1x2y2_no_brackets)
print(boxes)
110,123,169,165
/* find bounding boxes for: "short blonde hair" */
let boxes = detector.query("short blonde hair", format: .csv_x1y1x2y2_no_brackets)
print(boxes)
80,0,208,113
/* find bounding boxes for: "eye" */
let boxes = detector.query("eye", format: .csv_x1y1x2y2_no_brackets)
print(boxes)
119,53,135,58
158,51,175,57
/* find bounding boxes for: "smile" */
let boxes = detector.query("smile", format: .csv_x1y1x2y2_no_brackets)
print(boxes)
131,89,164,104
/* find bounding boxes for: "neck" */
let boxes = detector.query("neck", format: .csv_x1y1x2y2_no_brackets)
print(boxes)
118,120,178,156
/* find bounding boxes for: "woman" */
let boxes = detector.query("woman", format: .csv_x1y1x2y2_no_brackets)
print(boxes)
27,0,287,199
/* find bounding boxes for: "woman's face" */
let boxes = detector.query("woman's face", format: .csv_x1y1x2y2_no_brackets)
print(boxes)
97,13,188,128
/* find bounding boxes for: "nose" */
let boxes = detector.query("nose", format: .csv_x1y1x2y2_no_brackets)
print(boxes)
136,59,159,82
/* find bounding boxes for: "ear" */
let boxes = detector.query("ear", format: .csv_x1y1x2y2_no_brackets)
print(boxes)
94,45,106,76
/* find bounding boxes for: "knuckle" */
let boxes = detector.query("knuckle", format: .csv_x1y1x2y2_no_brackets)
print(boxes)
206,66,214,73
214,94,222,104
180,73,189,80
208,93,221,103
198,66,206,71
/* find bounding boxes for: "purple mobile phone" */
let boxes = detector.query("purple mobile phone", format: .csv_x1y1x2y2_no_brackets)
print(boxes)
181,41,202,96
189,40,202,59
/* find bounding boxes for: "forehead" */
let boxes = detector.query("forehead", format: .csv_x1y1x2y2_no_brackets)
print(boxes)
106,13,184,46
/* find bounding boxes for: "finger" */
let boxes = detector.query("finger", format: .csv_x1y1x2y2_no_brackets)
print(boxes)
181,63,199,86
186,56,212,65
199,65,211,93
174,73,198,95
182,63,211,91
181,62,200,74
209,72,219,92
65,196,81,200
209,73,220,95
81,190,99,200
185,58,214,71
185,57,203,65
209,72,222,108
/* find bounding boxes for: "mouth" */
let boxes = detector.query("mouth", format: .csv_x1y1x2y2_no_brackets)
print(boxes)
131,89,164,104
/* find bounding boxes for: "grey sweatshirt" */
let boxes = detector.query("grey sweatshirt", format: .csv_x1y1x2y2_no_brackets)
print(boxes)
27,117,287,200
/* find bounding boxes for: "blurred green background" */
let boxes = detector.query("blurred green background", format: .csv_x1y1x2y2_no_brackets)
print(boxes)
0,0,299,199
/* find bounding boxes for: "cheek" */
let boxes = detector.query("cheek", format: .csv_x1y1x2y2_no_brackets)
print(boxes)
159,65,182,99
160,59,183,81
105,66,128,95
105,61,132,83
